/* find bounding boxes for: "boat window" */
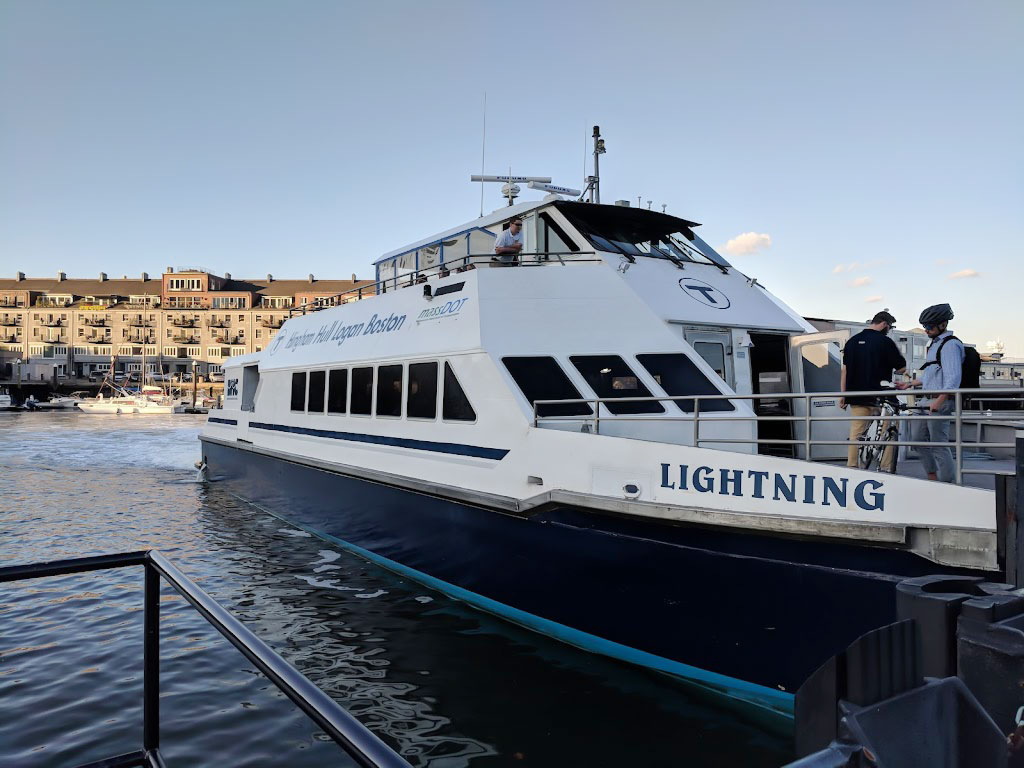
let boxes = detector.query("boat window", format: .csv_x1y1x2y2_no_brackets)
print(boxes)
693,342,727,381
241,365,259,412
376,364,403,417
290,371,307,412
328,369,348,414
569,355,663,414
442,362,476,421
501,357,592,417
308,370,326,413
539,212,579,255
468,230,496,261
419,244,441,272
636,353,735,412
407,362,438,419
351,367,373,415
438,235,465,267
799,341,841,393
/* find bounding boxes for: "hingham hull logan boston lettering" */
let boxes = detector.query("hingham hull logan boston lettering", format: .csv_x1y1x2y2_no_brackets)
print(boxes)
201,190,997,721
659,464,885,511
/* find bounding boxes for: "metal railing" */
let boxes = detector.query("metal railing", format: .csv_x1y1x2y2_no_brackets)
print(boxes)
0,550,410,768
289,251,601,316
533,387,1024,486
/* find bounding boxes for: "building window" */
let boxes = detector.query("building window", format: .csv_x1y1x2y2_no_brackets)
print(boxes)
308,370,326,413
501,357,591,417
407,362,438,419
168,278,202,291
328,369,348,414
290,372,307,412
207,347,222,358
443,362,476,421
350,367,373,415
569,355,663,414
635,353,735,412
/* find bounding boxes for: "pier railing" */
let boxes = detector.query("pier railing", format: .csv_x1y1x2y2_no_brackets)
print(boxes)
533,386,1024,486
289,251,601,316
0,550,411,768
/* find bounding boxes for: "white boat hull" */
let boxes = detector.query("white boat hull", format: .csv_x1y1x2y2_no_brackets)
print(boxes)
78,399,185,414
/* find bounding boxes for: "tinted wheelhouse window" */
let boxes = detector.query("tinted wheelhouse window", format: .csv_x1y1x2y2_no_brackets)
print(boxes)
308,370,326,413
327,369,347,414
569,355,663,414
443,362,476,421
407,362,438,419
350,367,373,415
636,353,735,412
290,371,306,412
376,364,403,417
502,357,592,417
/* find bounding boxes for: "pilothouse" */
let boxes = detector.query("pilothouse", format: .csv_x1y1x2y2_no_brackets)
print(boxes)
200,132,998,721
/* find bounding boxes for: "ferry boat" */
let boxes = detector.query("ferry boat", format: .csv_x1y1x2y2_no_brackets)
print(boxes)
198,171,999,721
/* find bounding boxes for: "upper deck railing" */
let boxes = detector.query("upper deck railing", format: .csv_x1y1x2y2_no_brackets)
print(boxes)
289,251,601,316
533,386,1024,486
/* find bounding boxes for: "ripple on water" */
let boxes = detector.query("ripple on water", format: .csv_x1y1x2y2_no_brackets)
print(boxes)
0,413,792,767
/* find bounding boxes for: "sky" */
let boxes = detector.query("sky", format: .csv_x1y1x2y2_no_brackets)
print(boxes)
1,1,1021,352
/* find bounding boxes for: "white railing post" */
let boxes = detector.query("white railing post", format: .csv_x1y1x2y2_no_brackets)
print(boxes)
954,390,963,485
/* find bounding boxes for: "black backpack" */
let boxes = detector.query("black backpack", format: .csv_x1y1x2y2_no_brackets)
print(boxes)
921,335,981,393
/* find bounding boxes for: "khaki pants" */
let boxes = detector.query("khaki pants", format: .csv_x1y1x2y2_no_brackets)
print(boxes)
847,405,896,471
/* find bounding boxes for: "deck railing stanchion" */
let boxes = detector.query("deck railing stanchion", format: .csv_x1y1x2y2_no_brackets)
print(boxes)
594,399,600,434
804,394,812,461
693,398,701,447
955,390,964,485
143,563,161,754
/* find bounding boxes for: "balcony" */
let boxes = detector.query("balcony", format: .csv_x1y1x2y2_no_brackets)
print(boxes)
0,317,20,326
128,336,155,345
261,319,283,328
207,320,230,328
171,318,195,327
1,334,18,343
173,334,199,344
86,335,108,343
83,317,108,327
128,318,152,327
215,336,245,345
41,318,64,327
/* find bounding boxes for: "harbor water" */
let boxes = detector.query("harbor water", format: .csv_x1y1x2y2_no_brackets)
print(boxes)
0,413,791,767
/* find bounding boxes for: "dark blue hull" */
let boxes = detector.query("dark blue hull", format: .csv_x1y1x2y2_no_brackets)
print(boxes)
201,439,978,719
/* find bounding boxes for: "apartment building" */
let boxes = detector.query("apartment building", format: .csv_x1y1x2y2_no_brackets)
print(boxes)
0,268,372,382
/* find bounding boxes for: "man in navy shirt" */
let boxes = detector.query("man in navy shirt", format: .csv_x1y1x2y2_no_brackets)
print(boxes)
840,311,907,470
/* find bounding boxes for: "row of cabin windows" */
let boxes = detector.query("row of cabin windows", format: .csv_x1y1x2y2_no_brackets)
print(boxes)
290,361,476,421
502,353,734,417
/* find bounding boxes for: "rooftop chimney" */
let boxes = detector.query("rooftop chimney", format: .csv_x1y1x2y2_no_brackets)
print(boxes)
266,274,273,283
99,272,107,281
351,273,357,281
16,272,24,281
223,272,231,280
614,200,630,207
57,271,66,281
308,273,314,283
140,272,148,281
166,266,174,274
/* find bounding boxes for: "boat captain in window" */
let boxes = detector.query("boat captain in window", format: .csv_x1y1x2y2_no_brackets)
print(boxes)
492,216,524,265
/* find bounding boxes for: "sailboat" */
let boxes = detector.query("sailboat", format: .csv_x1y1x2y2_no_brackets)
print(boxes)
78,352,185,414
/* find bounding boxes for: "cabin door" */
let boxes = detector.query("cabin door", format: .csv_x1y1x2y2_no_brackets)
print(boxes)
789,330,850,460
683,329,733,389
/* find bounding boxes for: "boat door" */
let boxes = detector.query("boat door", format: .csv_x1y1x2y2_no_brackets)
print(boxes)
789,330,850,460
683,329,733,389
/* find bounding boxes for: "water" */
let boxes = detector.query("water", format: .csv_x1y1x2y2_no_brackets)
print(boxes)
0,412,792,767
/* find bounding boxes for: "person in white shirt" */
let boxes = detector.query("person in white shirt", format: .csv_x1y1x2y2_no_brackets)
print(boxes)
492,217,524,265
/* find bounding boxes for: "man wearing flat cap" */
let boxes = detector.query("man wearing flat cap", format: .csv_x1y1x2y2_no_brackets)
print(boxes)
840,311,907,471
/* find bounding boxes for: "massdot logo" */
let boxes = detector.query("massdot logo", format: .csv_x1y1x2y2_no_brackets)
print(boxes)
226,379,239,398
678,278,731,309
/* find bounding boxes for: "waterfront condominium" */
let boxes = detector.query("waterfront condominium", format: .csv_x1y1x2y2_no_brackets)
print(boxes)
0,268,373,383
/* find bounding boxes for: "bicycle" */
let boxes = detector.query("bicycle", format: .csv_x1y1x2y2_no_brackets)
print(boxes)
856,383,928,473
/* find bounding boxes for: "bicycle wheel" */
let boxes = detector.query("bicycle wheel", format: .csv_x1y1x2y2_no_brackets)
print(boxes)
858,419,884,470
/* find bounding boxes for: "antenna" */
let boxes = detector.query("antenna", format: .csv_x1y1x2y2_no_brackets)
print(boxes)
479,92,487,218
471,174,552,207
527,181,582,197
579,125,606,203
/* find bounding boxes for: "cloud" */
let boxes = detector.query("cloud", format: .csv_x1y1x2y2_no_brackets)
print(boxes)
865,295,883,303
832,262,859,274
935,258,952,266
851,276,873,287
722,232,771,256
948,269,980,280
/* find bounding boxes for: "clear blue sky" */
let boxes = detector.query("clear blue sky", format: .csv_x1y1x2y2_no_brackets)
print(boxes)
2,1,1021,352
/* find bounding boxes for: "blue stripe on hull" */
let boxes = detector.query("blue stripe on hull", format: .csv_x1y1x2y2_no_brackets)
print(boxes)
199,439,968,722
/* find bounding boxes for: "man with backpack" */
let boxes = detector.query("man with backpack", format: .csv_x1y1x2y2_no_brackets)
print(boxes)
896,304,978,482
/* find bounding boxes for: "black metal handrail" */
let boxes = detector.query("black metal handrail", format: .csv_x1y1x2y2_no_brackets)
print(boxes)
0,550,410,768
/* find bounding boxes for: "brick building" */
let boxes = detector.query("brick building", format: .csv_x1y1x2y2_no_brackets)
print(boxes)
0,268,372,382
